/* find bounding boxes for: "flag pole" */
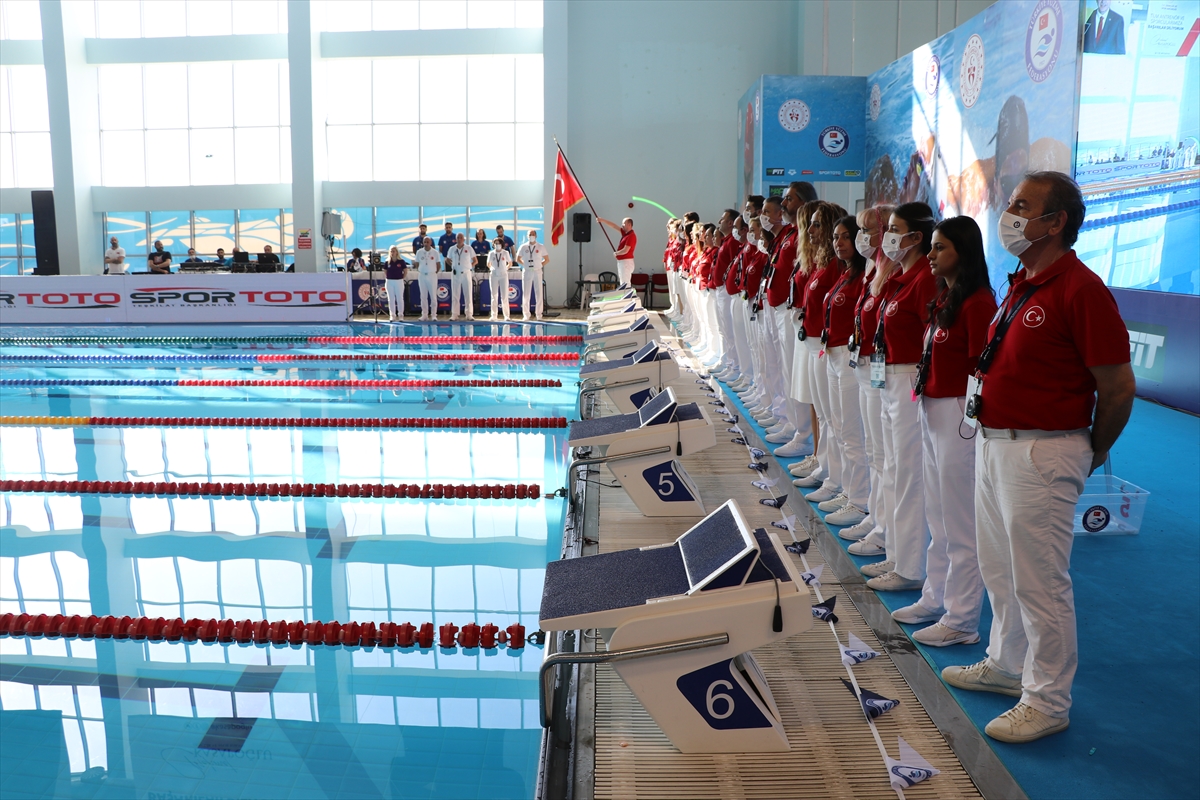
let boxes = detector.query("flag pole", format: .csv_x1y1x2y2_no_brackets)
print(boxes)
553,137,617,253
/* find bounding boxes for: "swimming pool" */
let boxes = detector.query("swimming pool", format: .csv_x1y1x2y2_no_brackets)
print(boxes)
0,322,579,800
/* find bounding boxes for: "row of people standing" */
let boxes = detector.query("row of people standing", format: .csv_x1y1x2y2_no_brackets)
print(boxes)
664,173,1135,745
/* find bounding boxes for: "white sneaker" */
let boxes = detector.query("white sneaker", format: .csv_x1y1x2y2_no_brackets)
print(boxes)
792,472,823,488
773,435,811,458
849,540,887,558
817,492,849,512
765,421,789,435
523,314,530,320
891,602,944,625
826,503,867,526
859,558,893,577
985,703,1069,743
789,455,820,477
866,571,924,591
489,315,497,321
837,518,875,540
765,428,795,443
942,660,1023,698
805,484,840,503
912,622,980,647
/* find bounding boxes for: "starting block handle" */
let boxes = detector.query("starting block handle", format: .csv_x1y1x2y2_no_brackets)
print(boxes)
540,632,730,727
566,445,672,507
578,377,650,418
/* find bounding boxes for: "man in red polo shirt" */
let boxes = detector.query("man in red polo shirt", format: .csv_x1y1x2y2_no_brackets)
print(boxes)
754,195,798,442
942,172,1135,744
599,216,638,286
711,209,742,377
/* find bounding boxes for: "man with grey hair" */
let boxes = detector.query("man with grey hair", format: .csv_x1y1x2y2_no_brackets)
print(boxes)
599,216,637,286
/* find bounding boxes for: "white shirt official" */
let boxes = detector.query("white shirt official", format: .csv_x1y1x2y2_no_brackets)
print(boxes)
105,246,126,274
446,245,476,275
517,241,548,270
488,250,512,271
414,249,441,276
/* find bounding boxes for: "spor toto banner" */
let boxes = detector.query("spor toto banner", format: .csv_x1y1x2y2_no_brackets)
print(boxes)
0,273,350,324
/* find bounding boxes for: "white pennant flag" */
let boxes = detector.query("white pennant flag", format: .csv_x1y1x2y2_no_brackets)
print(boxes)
771,514,796,531
727,425,743,434
800,564,823,586
885,737,940,790
841,632,879,667
751,477,778,490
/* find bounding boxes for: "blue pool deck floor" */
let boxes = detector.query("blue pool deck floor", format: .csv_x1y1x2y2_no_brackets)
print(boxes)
720,383,1200,800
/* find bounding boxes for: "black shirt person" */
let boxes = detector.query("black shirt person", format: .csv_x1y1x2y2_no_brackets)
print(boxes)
412,223,428,254
183,248,204,264
149,241,172,274
437,222,457,257
258,245,281,267
346,247,368,272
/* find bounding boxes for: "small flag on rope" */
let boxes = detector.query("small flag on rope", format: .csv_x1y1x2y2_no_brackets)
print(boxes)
728,425,743,434
812,596,838,622
732,437,749,445
885,737,940,790
841,632,879,667
760,494,788,509
841,678,900,720
774,514,797,531
800,564,823,586
748,461,768,472
751,477,778,490
749,447,767,459
784,536,809,553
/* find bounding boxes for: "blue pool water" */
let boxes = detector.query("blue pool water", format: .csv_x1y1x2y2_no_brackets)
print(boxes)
0,322,579,800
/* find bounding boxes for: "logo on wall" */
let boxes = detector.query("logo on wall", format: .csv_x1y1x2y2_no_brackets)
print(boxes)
778,99,811,132
507,285,518,300
1082,504,1111,533
437,285,449,300
924,56,941,95
818,126,850,158
1025,0,1063,83
959,34,985,108
357,284,373,301
869,83,881,121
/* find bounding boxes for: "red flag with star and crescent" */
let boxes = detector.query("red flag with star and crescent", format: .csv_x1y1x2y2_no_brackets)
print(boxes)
550,149,586,246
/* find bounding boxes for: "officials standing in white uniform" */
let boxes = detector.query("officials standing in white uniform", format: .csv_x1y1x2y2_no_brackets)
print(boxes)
445,233,476,320
413,237,442,321
517,230,549,320
487,238,513,321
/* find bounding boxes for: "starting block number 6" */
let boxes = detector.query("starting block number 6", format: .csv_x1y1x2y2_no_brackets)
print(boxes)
706,680,735,719
677,660,772,730
641,461,694,502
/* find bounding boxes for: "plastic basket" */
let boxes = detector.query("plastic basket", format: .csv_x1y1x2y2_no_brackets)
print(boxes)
1073,474,1149,536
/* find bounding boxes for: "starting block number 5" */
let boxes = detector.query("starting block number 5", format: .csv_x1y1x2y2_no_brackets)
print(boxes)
677,660,771,730
641,461,694,502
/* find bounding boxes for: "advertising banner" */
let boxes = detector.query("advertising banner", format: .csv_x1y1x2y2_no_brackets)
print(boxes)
864,0,1082,290
1112,287,1200,412
0,273,350,324
739,75,867,198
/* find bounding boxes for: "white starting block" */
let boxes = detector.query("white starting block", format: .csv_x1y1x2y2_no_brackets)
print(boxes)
578,341,681,414
588,302,645,332
591,289,640,313
590,286,634,304
568,388,714,517
539,500,811,753
583,314,659,359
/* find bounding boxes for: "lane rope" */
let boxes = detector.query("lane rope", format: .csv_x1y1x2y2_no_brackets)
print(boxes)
0,415,569,429
0,479,542,500
0,378,563,388
0,352,580,364
0,334,582,346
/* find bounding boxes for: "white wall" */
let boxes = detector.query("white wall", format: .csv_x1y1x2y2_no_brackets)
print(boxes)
563,0,799,284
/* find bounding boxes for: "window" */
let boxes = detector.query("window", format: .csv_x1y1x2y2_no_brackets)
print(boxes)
97,62,291,187
105,210,294,261
0,551,93,662
0,0,42,39
326,206,541,263
0,65,53,189
94,0,288,38
325,56,543,181
0,681,107,774
319,0,542,32
0,212,21,274
373,206,421,256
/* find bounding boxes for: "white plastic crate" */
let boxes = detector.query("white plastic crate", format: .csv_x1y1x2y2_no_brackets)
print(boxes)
1072,475,1150,535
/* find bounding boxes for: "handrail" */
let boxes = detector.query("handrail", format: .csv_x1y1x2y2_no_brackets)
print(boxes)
540,632,730,727
577,377,650,418
566,445,672,507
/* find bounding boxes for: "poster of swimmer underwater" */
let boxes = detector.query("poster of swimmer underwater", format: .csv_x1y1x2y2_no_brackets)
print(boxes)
864,0,1082,292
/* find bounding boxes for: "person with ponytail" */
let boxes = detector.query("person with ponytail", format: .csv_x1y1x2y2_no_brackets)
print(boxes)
781,199,823,462
735,217,774,412
857,201,938,593
891,215,998,645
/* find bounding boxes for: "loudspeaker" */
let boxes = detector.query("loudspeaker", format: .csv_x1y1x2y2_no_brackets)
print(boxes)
321,211,343,236
31,190,59,275
572,212,591,243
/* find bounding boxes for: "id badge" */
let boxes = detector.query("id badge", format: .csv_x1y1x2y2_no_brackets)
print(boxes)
870,353,885,388
964,375,981,429
848,345,858,369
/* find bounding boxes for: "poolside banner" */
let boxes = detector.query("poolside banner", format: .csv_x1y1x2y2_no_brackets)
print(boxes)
0,273,351,324
863,0,1082,291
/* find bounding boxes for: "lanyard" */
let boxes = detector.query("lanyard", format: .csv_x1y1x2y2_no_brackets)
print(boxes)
975,283,1041,376
913,319,938,396
820,269,854,345
871,282,907,357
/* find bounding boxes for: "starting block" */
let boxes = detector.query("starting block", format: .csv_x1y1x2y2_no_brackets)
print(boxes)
591,289,640,313
590,286,634,304
588,303,646,333
578,341,680,414
539,500,811,753
583,315,659,359
568,387,714,517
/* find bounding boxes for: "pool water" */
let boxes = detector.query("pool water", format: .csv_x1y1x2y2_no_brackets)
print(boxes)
0,323,579,800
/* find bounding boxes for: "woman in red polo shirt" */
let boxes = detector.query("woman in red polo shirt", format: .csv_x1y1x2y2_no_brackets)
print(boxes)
664,218,683,317
861,202,938,593
892,216,997,646
840,205,896,550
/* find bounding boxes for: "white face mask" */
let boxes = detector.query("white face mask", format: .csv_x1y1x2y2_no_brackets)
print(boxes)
747,232,757,245
855,230,876,259
758,214,775,233
998,210,1053,256
756,240,769,254
742,211,753,224
880,231,914,262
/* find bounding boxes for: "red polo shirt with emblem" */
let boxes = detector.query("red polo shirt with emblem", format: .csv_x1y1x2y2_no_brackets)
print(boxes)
824,265,866,347
712,236,738,291
743,247,767,298
923,286,998,398
881,256,938,364
617,229,637,260
765,225,798,308
698,249,716,289
978,250,1129,430
799,258,840,339
681,247,696,279
725,242,746,295
856,266,887,357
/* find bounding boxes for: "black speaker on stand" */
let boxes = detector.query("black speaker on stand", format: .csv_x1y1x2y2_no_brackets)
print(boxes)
31,190,59,275
571,212,591,308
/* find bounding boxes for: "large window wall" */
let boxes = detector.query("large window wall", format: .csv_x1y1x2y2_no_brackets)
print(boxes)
0,65,52,189
319,0,543,32
325,55,543,182
103,208,293,268
0,211,34,275
330,204,541,260
93,0,288,38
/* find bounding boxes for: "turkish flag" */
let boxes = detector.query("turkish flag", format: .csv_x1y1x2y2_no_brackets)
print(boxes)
551,149,585,246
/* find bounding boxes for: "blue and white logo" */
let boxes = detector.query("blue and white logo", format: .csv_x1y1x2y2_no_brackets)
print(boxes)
437,284,449,300
1025,0,1063,83
506,285,518,300
818,126,850,158
1082,504,1111,533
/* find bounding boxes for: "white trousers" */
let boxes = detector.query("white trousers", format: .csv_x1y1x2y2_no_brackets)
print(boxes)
666,270,680,313
617,258,635,286
826,347,870,508
449,272,473,319
732,300,755,382
918,396,984,632
880,366,929,580
760,306,789,421
804,337,841,490
774,307,801,430
705,291,724,359
385,278,403,318
716,292,737,371
856,365,888,549
976,431,1091,718
522,268,543,318
489,270,510,319
418,273,438,318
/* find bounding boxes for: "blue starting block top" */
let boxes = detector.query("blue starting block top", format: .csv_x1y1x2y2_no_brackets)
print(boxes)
540,502,786,623
583,315,651,341
578,342,669,376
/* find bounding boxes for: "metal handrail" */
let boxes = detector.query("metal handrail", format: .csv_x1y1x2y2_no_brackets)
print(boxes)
539,632,730,727
566,445,671,507
577,377,650,418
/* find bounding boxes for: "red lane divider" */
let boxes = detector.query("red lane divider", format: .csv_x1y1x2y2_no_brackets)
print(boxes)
256,353,577,363
174,378,561,388
0,612,528,650
0,479,542,500
80,415,569,430
308,335,581,345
